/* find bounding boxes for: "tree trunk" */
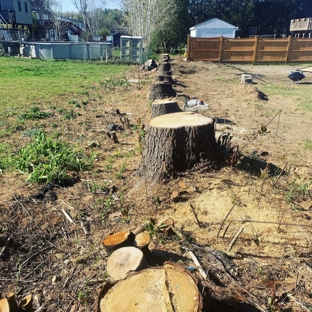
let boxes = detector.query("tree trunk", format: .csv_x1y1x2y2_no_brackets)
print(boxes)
138,112,222,181
106,246,146,281
151,99,181,118
99,262,203,312
149,82,176,101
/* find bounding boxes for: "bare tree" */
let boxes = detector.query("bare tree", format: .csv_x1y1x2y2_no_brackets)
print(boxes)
49,0,64,40
72,0,103,38
121,0,178,47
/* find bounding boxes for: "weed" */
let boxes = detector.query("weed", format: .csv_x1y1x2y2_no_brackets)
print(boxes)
115,161,127,179
59,108,76,120
284,178,312,203
68,99,81,108
102,77,130,89
303,138,312,151
19,107,53,120
144,218,167,241
105,195,113,209
77,280,91,305
13,131,93,184
0,142,12,171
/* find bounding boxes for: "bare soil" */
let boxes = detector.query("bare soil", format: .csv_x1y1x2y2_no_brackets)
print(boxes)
1,56,312,312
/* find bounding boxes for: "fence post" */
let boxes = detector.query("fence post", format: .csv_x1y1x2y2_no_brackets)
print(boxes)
187,35,191,61
219,36,224,62
252,36,258,64
285,35,292,65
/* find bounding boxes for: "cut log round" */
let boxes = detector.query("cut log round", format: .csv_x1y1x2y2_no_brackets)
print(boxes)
138,112,222,181
106,246,146,281
134,232,151,253
0,298,9,312
20,295,33,312
102,230,135,253
6,293,18,312
99,262,202,312
149,82,176,102
151,99,181,118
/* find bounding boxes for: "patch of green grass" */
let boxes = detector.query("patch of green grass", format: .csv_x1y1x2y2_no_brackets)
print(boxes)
19,107,54,120
0,58,129,111
260,84,312,112
303,138,312,151
12,131,94,184
102,77,130,89
0,143,12,171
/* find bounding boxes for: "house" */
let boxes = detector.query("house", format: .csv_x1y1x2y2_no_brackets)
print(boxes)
0,0,32,26
190,18,238,38
290,17,312,38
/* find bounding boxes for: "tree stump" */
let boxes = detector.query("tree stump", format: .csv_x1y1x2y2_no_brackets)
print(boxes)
154,74,173,83
151,99,181,118
138,112,222,181
106,246,146,281
99,262,202,312
158,61,171,74
161,53,170,61
149,82,176,101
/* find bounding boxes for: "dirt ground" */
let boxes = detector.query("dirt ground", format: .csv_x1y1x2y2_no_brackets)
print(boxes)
1,56,312,311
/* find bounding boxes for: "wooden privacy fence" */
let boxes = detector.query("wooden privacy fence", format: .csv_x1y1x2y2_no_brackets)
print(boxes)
187,35,312,63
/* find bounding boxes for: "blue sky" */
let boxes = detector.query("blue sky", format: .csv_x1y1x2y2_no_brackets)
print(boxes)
61,0,121,12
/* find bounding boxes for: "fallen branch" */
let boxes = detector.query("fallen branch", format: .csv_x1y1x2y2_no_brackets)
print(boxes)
182,247,207,280
227,227,244,252
12,193,30,216
217,204,236,238
189,203,201,228
0,236,11,258
61,208,76,224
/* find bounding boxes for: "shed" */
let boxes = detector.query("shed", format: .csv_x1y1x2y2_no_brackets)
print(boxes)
190,18,238,38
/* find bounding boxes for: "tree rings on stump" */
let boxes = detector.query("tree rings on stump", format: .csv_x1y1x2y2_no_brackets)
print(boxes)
151,99,181,118
106,246,146,281
99,262,202,312
138,112,221,181
102,230,135,254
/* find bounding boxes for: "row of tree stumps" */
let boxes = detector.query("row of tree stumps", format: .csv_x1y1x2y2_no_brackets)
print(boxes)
139,54,223,182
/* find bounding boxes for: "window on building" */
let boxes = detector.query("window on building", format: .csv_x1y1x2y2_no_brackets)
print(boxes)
0,2,2,11
18,1,22,11
24,2,28,12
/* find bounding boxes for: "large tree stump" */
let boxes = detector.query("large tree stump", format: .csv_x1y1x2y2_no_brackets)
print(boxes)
99,262,202,312
149,81,176,101
151,99,181,118
139,112,222,181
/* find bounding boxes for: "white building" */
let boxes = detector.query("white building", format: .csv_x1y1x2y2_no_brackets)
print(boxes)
190,18,238,38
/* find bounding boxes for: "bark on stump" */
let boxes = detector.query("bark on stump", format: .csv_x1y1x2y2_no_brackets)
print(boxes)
154,74,173,83
149,81,176,101
151,99,181,118
99,262,202,312
159,62,172,74
138,112,222,181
